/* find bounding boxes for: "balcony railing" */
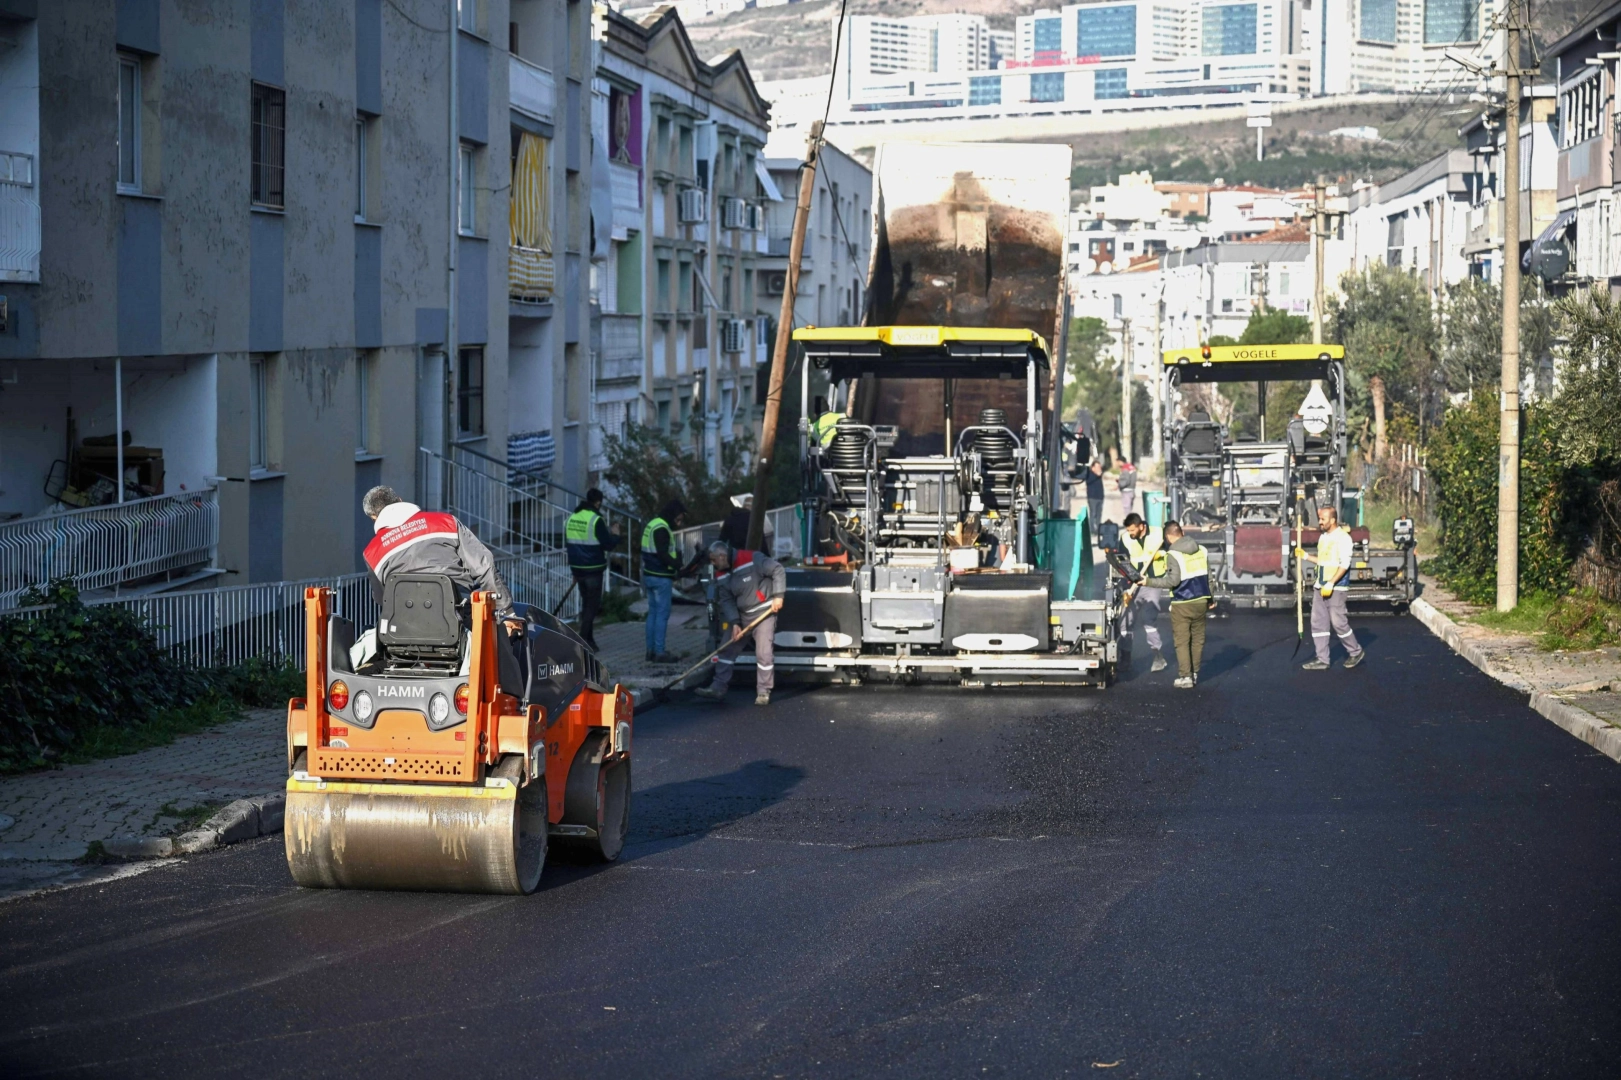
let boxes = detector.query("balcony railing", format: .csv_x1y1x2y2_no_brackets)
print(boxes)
510,245,556,301
0,489,219,607
509,54,556,126
600,312,641,382
0,149,41,283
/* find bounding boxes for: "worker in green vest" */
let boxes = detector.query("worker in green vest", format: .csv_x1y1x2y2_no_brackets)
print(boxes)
564,488,622,652
811,395,844,448
1121,512,1168,673
1142,519,1212,689
641,499,687,663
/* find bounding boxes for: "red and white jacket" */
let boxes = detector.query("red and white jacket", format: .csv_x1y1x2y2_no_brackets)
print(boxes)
363,504,513,615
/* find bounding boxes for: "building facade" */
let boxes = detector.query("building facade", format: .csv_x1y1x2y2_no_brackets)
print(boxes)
1313,0,1500,95
759,138,873,334
0,0,593,595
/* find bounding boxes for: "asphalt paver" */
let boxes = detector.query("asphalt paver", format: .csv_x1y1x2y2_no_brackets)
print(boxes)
1,613,1618,1078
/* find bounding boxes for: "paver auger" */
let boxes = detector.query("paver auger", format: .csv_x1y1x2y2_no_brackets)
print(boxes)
284,576,632,893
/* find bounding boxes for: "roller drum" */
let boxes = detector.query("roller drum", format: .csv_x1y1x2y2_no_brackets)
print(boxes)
284,777,547,895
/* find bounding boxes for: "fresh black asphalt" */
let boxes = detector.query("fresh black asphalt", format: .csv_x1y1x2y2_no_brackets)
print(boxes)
1,613,1618,1078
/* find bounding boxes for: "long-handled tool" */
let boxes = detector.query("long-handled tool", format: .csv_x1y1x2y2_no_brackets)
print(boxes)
654,608,774,701
1291,487,1305,659
551,577,578,616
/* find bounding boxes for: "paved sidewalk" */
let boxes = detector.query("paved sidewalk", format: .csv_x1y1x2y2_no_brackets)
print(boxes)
592,605,716,693
0,708,287,897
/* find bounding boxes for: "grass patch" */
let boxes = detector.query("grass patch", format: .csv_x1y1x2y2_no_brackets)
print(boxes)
156,799,226,835
48,695,244,771
1470,590,1621,651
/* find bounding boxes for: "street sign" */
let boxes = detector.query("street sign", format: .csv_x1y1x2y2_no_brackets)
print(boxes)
1299,383,1333,435
1246,116,1273,127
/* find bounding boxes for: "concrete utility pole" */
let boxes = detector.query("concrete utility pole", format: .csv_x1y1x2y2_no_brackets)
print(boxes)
1497,2,1523,613
748,121,823,552
1312,179,1326,345
1151,288,1163,462
1120,317,1132,463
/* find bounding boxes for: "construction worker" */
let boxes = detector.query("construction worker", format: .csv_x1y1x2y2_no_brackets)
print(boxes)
1121,512,1169,673
361,485,514,624
1084,458,1106,538
811,395,844,448
1297,505,1365,670
693,540,786,706
1142,519,1211,689
563,488,622,652
718,492,775,553
1116,457,1138,517
641,499,686,664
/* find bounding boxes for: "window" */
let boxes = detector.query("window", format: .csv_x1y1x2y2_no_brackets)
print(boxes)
249,357,270,469
118,54,141,192
969,76,1001,106
1423,0,1479,45
721,268,733,311
1358,0,1396,43
1201,4,1257,56
657,399,671,431
1561,73,1605,148
1077,6,1137,58
678,259,693,311
742,267,753,306
1033,16,1062,57
457,347,484,436
251,83,286,208
656,257,672,311
1031,72,1066,103
356,352,372,454
1094,69,1128,100
656,116,671,171
457,0,478,34
458,143,476,234
355,115,371,219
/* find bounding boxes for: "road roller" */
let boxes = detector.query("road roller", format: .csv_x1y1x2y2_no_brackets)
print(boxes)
283,575,632,894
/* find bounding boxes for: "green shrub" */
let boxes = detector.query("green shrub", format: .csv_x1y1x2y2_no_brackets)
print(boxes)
1428,395,1580,603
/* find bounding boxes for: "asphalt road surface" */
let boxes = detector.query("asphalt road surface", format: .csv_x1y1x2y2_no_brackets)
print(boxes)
2,613,1619,1078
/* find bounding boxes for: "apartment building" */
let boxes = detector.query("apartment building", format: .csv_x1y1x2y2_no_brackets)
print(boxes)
1313,0,1501,95
1340,149,1476,300
758,138,873,333
0,0,594,600
593,5,772,477
1547,6,1621,290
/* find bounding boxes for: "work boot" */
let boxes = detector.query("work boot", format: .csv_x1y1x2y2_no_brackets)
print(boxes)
1343,651,1365,669
1301,659,1330,671
584,637,599,652
1173,675,1193,689
1150,654,1168,673
650,652,681,664
755,691,771,706
692,686,726,702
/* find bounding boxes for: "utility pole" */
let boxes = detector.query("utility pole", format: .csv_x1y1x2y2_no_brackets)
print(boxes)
1312,179,1326,345
1151,287,1163,462
1497,2,1523,613
1120,317,1132,463
748,121,823,552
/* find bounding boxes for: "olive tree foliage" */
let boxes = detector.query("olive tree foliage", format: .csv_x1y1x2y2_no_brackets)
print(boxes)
1440,276,1560,397
1550,286,1621,470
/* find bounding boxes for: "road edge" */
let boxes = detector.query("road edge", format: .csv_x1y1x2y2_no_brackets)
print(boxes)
1410,597,1621,764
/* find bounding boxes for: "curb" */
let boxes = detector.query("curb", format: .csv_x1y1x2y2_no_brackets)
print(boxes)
1410,597,1621,764
102,793,286,862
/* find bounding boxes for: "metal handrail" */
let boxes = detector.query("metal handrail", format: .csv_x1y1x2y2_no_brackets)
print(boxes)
449,441,643,525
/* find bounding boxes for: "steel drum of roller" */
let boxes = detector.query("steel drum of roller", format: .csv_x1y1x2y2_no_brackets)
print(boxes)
284,774,548,895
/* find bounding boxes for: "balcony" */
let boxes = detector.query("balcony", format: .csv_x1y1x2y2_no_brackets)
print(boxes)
509,54,555,126
599,313,642,383
0,150,40,283
0,489,219,608
510,246,555,301
610,160,642,237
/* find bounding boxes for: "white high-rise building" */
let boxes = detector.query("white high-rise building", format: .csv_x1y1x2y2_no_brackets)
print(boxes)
837,13,996,99
1313,0,1501,95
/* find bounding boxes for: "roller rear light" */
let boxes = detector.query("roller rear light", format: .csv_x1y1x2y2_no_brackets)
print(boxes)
328,680,350,711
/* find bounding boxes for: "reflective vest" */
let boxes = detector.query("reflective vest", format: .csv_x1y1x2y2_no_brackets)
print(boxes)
565,508,606,571
1168,545,1212,603
1316,526,1354,591
1124,528,1166,577
641,516,679,577
812,411,845,448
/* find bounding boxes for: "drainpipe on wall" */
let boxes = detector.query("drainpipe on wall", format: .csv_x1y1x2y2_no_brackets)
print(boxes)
445,0,459,465
114,357,124,503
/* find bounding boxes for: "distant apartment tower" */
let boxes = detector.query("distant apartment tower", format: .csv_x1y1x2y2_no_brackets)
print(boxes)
1016,1,1305,67
1314,0,1499,94
838,13,995,98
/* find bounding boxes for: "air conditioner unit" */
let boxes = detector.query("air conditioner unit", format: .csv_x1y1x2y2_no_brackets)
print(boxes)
721,318,747,354
678,187,707,224
721,197,749,230
764,270,787,295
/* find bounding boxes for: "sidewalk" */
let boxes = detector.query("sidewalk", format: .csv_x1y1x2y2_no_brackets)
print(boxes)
593,604,719,695
1413,575,1621,762
0,708,288,898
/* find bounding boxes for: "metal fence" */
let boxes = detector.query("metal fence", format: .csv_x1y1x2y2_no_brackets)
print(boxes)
0,488,218,608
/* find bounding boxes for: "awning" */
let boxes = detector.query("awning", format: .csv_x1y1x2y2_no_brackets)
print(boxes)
755,158,784,202
1524,208,1574,270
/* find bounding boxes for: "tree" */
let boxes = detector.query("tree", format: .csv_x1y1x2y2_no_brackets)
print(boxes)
1329,265,1437,457
1062,315,1117,434
602,421,754,526
1551,287,1621,470
1440,276,1560,398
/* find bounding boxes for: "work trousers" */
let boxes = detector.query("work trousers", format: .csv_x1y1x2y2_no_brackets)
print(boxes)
1168,599,1209,678
1088,497,1105,533
644,575,674,655
572,570,604,647
1119,488,1136,517
1128,586,1164,653
1311,588,1362,664
709,612,776,694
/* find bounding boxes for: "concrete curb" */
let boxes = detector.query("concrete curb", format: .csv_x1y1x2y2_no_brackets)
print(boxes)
103,793,286,863
1410,597,1621,764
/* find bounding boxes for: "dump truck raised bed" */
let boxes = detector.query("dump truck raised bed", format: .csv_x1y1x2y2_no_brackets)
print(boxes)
769,143,1122,686
284,579,632,893
1158,343,1417,611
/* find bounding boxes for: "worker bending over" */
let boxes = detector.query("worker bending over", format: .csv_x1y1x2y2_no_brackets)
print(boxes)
1142,519,1212,689
564,488,622,652
362,486,514,622
1121,512,1169,673
1297,505,1365,670
694,541,786,706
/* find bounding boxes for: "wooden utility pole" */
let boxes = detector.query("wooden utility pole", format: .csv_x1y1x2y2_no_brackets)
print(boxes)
1312,179,1326,345
747,121,823,552
1497,4,1523,612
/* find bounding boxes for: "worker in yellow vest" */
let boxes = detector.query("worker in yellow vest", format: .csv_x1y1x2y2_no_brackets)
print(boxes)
1142,519,1212,688
1121,512,1169,673
810,396,845,448
563,488,622,651
640,499,687,664
1296,505,1365,671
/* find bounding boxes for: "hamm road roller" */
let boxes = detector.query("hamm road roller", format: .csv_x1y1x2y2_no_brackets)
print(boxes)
284,576,632,893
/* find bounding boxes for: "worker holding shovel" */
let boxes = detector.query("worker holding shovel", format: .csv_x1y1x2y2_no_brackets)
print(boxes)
693,541,787,706
1297,505,1366,671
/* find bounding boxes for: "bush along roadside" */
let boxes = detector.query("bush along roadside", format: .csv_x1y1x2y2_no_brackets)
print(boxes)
0,580,301,774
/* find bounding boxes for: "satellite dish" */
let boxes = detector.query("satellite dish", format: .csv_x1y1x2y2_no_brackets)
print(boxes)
1299,383,1333,436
